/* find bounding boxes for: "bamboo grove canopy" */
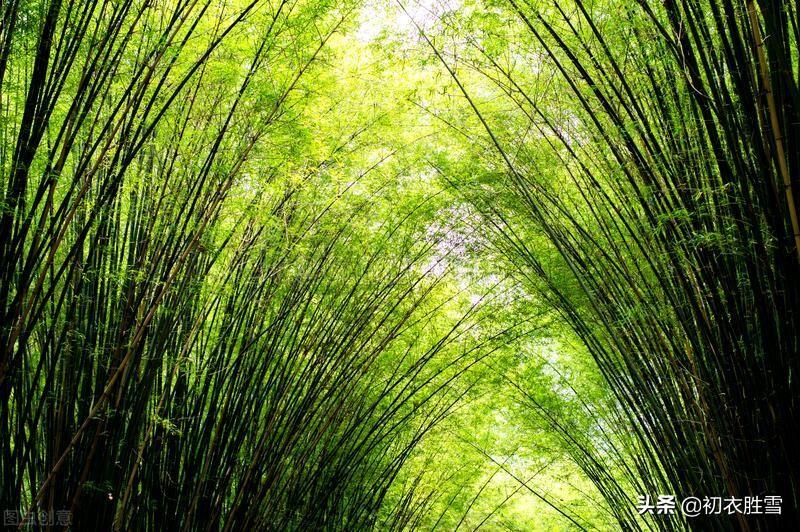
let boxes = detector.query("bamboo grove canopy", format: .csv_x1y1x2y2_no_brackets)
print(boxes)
0,0,797,529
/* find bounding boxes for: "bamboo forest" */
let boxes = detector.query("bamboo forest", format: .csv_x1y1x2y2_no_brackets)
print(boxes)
0,0,798,529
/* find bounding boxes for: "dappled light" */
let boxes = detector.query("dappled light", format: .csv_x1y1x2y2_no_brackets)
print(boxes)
0,0,797,529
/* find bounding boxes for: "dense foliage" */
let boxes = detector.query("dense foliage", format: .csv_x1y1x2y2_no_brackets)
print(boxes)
1,0,797,529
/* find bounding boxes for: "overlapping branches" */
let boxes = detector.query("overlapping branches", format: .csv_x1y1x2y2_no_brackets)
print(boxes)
414,0,799,528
